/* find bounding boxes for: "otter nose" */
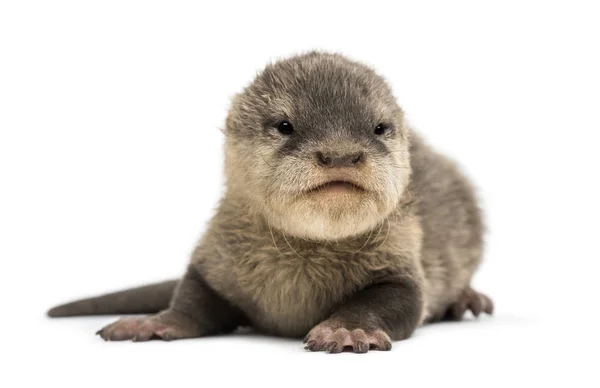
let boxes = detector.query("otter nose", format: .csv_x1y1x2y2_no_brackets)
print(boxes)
316,151,364,168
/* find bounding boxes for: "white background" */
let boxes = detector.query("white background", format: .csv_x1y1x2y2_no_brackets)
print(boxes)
1,1,599,387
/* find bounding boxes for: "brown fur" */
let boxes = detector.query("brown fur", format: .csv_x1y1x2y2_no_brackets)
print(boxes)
48,52,491,352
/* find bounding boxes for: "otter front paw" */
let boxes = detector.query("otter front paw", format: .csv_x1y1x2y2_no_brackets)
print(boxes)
96,310,202,342
304,319,392,353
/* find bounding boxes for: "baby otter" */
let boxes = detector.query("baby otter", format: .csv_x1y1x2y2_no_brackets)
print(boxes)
48,52,493,353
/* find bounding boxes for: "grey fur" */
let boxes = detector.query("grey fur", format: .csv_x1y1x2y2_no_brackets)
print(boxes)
48,52,492,352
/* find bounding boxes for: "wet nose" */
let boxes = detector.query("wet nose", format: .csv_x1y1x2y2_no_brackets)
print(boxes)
315,151,364,168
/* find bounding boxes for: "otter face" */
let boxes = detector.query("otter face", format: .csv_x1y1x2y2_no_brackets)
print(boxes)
225,53,411,241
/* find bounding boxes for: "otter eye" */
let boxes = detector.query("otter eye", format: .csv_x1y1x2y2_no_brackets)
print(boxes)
374,123,388,136
277,121,294,135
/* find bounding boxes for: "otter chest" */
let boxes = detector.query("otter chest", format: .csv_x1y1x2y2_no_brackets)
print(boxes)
233,247,377,337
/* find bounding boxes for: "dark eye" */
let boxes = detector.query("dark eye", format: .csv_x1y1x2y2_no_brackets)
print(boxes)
277,121,294,135
374,123,388,135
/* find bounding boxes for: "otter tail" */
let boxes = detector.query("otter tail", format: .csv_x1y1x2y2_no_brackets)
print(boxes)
46,280,178,317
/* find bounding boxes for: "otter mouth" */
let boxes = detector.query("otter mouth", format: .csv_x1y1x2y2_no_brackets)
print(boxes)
307,180,365,194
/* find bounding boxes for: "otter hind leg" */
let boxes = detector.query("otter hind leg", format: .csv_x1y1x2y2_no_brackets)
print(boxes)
447,287,494,320
428,287,494,323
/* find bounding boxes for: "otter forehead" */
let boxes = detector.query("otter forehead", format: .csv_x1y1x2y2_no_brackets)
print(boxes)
230,52,404,149
257,53,397,114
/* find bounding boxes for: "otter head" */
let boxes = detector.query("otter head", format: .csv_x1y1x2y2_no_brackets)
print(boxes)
224,52,411,241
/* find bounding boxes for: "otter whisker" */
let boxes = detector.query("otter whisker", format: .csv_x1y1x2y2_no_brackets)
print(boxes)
376,217,391,251
352,223,376,254
281,230,307,261
371,218,386,247
268,221,285,258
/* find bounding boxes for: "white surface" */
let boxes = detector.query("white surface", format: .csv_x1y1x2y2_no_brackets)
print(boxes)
1,1,599,387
